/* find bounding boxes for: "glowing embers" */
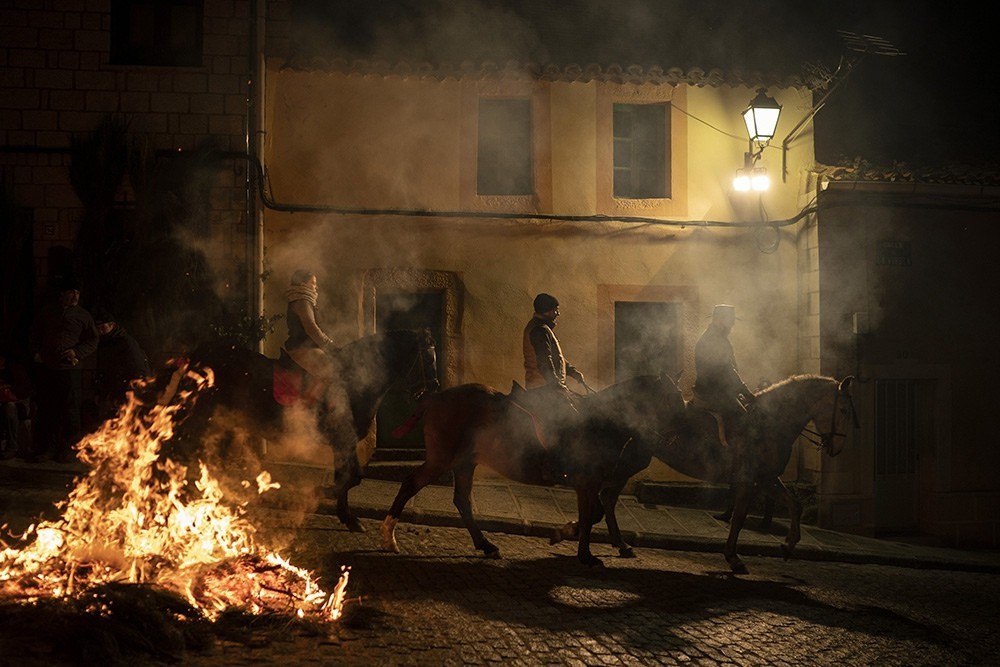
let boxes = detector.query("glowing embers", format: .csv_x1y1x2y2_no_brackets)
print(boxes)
0,366,348,622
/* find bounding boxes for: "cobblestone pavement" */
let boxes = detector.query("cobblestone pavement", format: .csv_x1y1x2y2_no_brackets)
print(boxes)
176,511,1000,666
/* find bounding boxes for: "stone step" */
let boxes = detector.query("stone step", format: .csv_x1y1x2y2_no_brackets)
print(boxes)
369,447,427,462
363,460,453,485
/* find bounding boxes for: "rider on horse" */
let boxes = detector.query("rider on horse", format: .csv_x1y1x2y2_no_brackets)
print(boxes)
692,304,755,447
283,269,340,411
521,293,588,481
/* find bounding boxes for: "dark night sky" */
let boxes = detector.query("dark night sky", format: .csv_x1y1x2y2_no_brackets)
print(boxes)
292,1,998,168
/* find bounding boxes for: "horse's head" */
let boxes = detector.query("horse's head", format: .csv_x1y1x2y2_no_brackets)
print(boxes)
816,375,859,457
396,328,440,401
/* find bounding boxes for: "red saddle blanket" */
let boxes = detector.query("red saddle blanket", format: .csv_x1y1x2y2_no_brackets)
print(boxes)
273,364,303,407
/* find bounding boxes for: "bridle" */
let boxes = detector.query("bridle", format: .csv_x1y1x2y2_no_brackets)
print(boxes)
801,384,859,453
399,335,439,402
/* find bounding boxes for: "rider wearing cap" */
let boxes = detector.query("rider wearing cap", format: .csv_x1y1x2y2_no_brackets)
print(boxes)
521,293,587,482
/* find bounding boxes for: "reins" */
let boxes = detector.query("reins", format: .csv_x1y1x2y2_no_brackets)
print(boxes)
799,384,857,451
400,334,437,402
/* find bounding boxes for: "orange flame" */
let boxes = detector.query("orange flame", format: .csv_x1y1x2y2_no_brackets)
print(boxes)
0,364,348,621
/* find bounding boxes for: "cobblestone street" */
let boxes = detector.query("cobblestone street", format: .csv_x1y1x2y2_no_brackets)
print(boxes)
180,512,1000,666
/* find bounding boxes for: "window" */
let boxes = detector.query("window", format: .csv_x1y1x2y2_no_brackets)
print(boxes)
614,301,681,381
613,103,669,199
477,98,533,195
110,0,204,67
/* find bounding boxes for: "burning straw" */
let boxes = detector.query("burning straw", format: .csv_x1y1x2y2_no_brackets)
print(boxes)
0,363,349,659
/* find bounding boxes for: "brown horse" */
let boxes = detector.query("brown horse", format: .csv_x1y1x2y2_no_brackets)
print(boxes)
379,375,686,566
663,374,857,573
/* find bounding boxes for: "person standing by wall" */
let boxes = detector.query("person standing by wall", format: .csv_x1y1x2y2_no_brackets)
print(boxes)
0,347,32,459
30,275,99,463
92,308,151,421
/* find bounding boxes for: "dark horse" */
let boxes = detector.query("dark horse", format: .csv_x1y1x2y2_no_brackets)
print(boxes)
659,374,857,573
152,329,439,531
379,375,687,566
551,374,857,573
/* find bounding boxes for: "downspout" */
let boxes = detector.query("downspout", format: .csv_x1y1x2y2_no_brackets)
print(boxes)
248,0,266,353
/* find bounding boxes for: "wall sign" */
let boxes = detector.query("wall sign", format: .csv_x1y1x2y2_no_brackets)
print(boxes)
876,240,911,266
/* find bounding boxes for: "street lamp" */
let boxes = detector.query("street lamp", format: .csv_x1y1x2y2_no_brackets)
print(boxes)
741,89,782,148
734,89,781,192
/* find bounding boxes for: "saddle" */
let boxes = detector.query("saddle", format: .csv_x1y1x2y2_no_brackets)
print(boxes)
507,381,556,449
273,349,306,407
688,395,731,448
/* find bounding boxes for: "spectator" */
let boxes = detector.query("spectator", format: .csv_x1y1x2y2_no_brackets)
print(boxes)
0,348,32,459
92,307,151,420
30,275,99,463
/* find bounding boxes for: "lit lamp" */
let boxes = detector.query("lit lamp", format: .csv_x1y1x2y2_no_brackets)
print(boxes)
734,89,781,192
742,89,782,147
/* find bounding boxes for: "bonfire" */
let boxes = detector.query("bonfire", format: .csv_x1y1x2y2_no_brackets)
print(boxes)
0,363,349,661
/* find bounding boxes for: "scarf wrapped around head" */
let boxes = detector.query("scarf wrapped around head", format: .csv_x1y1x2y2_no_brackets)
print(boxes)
285,283,318,307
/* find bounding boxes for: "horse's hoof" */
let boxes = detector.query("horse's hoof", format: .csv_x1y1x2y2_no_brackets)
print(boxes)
482,543,501,559
379,517,399,552
579,554,605,568
618,546,636,559
342,517,366,533
780,543,793,561
728,559,750,575
549,530,562,546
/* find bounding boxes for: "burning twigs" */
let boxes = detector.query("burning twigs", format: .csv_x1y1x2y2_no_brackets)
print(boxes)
0,363,349,662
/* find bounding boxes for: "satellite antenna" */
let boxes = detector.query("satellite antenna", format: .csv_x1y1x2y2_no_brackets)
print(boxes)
781,31,905,181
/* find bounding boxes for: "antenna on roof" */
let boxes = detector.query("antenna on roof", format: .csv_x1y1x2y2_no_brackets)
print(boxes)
780,30,905,181
836,30,906,57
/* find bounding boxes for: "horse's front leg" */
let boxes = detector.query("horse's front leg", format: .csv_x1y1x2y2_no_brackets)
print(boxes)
575,486,604,567
766,478,801,559
333,444,365,533
599,482,634,558
452,463,499,558
723,482,753,574
380,459,453,553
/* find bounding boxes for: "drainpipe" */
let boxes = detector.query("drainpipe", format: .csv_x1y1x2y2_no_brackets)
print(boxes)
248,0,266,353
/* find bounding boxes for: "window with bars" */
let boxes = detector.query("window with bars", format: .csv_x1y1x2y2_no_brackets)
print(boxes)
613,103,669,199
875,379,918,475
477,98,533,196
110,0,204,67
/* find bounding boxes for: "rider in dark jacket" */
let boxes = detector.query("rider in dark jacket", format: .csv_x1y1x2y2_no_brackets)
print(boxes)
521,293,587,481
693,304,754,436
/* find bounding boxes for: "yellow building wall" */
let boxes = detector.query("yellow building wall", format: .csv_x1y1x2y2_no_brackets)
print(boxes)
261,67,812,485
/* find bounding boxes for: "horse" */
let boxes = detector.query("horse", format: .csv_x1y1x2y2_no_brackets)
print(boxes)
378,374,687,566
661,374,857,573
150,329,439,531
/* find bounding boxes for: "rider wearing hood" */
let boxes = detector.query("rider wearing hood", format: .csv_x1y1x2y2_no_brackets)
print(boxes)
283,269,339,409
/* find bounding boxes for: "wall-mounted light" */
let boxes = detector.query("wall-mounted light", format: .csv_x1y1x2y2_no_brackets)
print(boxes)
733,166,770,192
742,89,782,147
734,89,781,193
